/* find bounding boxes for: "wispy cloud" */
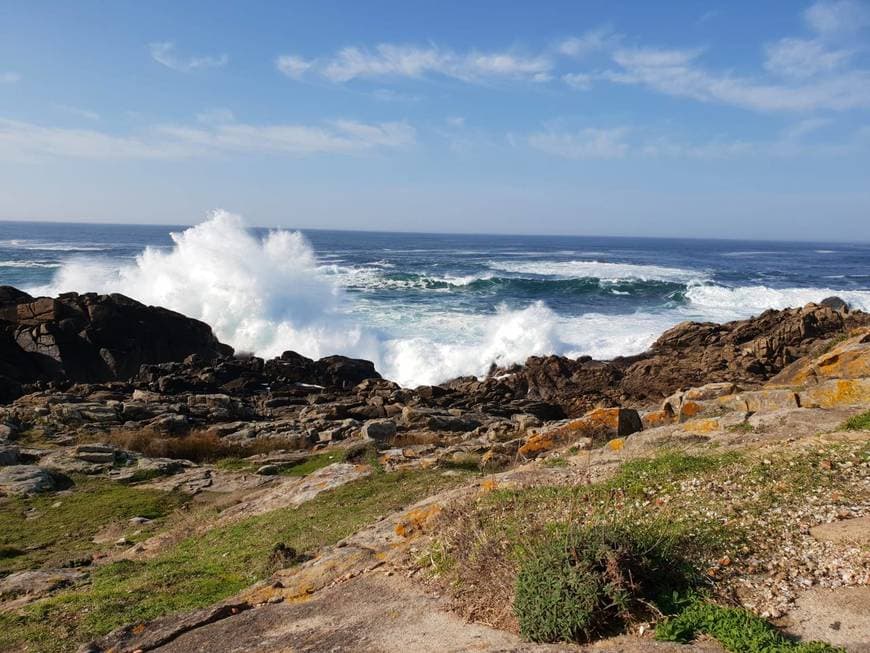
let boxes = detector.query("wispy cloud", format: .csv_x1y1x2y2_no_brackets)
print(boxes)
56,105,100,121
149,42,228,72
528,127,631,159
274,55,313,79
556,28,619,57
803,0,870,36
0,72,21,84
528,120,869,160
277,43,553,84
604,45,870,111
763,38,853,78
0,116,414,160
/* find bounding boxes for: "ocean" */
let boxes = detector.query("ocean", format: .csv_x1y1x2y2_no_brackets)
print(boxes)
2,211,869,387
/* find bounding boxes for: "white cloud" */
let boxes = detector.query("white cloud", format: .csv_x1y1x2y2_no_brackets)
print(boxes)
0,72,20,84
149,42,228,72
607,46,870,111
275,55,313,79
764,38,852,78
804,0,870,36
557,28,619,58
562,72,594,90
528,127,630,159
446,116,465,127
0,116,414,160
278,43,553,84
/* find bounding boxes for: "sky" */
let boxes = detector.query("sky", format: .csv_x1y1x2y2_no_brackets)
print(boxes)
1,0,869,240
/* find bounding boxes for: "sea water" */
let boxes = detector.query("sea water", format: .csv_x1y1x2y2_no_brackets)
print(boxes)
2,211,869,386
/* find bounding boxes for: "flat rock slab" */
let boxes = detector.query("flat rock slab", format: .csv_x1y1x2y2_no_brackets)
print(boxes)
0,464,55,495
811,516,870,547
142,574,715,653
781,586,870,653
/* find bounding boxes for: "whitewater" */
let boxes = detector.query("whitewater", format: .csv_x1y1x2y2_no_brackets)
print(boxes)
3,210,869,387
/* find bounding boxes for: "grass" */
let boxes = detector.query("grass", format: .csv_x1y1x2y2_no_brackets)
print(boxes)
0,476,187,573
656,597,844,652
0,466,477,652
427,444,868,644
840,410,870,431
279,451,347,476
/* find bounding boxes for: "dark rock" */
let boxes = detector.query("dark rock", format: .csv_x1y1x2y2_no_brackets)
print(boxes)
0,287,232,402
820,296,849,312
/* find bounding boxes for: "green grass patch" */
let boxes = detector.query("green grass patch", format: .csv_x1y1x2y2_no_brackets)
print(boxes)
0,476,187,573
840,410,870,431
0,467,477,652
656,598,844,652
279,451,344,476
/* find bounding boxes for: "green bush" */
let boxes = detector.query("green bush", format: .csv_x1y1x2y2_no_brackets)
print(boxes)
656,599,844,652
840,410,870,432
514,521,704,643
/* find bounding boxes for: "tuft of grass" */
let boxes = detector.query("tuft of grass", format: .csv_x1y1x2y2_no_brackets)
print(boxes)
656,598,844,652
514,521,705,643
0,476,187,573
840,410,870,432
726,422,755,434
542,456,569,468
0,467,476,652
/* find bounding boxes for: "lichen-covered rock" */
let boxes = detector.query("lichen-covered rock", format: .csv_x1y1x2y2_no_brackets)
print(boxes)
518,407,642,458
767,329,870,388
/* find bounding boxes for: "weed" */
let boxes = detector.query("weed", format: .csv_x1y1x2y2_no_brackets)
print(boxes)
656,598,844,652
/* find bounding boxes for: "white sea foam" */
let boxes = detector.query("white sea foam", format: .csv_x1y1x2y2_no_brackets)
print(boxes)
0,239,112,252
685,285,870,321
0,260,61,268
487,259,706,283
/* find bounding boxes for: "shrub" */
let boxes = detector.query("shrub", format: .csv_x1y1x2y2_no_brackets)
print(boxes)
99,429,292,463
656,599,844,652
514,521,704,643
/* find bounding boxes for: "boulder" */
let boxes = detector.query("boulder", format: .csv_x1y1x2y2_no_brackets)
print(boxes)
767,330,870,388
0,287,233,402
518,407,642,459
360,419,397,443
0,465,56,495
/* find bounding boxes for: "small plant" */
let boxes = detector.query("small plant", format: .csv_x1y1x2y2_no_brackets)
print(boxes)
542,456,569,468
513,521,704,643
840,410,870,432
656,598,844,652
726,422,755,434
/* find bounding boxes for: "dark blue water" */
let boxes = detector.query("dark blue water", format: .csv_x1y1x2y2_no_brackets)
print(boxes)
1,217,868,384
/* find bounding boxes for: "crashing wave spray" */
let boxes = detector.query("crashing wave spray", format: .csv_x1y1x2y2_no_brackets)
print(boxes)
33,211,577,386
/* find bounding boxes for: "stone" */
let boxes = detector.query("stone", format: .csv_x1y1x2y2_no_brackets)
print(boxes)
768,330,870,388
518,407,641,459
0,465,56,495
360,419,397,442
800,378,870,409
0,444,19,466
257,465,280,476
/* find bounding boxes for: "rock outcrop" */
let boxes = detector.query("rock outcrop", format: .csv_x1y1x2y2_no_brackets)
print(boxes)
0,288,232,400
448,302,870,417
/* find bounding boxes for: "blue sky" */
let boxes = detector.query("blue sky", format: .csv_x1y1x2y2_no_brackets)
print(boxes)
1,0,869,240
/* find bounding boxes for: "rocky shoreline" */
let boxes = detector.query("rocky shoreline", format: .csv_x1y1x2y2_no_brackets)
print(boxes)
1,285,869,652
